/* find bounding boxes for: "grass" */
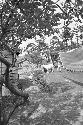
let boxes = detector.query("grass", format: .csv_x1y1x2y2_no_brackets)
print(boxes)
6,70,83,125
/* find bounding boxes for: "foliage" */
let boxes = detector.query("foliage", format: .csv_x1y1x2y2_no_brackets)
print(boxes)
25,38,51,66
29,51,43,67
36,39,51,63
50,36,62,52
0,0,58,50
0,0,83,55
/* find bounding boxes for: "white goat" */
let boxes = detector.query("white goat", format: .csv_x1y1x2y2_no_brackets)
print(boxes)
41,63,54,73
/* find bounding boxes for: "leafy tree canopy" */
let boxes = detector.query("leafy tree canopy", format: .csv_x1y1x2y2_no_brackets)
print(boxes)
0,0,59,53
0,0,83,54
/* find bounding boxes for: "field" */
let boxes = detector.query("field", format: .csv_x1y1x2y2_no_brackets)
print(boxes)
6,69,83,125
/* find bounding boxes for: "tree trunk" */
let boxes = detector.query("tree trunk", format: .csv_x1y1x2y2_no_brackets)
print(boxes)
0,76,4,124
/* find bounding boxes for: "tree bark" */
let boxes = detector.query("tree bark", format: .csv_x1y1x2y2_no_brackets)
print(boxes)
5,66,29,98
0,56,11,67
0,56,29,98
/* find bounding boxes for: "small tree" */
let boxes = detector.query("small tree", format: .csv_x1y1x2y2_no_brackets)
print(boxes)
0,0,58,124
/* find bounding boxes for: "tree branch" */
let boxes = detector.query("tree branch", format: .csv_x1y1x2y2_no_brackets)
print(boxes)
0,55,11,67
0,0,19,47
4,43,14,55
0,42,14,54
0,1,19,58
0,3,4,29
55,0,60,4
0,55,29,98
55,3,67,16
5,66,29,98
6,98,29,125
